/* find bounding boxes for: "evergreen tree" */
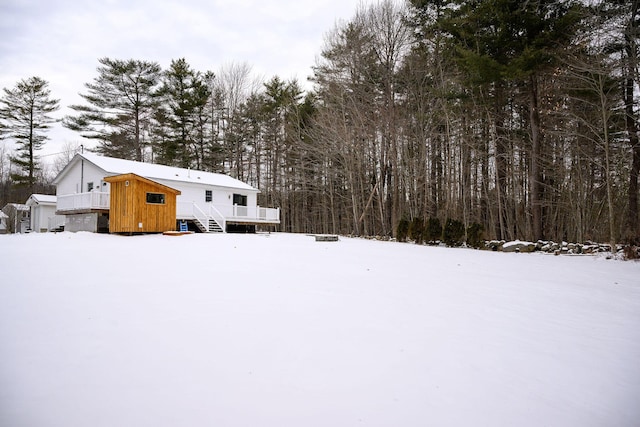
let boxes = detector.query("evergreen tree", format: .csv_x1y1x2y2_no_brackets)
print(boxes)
261,77,303,208
413,0,583,241
424,217,443,243
64,58,161,161
202,71,226,173
397,217,410,242
0,76,59,192
597,0,640,242
443,218,465,247
157,58,210,168
466,222,484,248
409,217,425,244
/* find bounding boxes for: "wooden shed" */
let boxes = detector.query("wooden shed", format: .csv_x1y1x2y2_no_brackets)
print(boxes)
104,173,181,233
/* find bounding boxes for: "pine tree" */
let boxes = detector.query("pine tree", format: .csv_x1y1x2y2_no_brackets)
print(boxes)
0,76,59,192
64,58,161,161
598,0,640,243
416,0,583,240
157,58,210,168
261,76,303,208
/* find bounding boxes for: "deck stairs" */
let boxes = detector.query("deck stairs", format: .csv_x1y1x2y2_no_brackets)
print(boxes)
208,219,224,232
193,217,224,233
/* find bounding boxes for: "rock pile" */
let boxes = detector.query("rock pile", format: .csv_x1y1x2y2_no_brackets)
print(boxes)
485,240,616,255
357,234,638,259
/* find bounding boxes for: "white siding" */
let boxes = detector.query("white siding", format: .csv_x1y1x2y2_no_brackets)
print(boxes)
56,160,110,195
153,179,258,213
31,204,57,232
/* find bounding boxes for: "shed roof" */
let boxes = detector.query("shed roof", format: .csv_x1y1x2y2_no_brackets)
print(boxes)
26,194,57,205
54,153,258,192
104,173,182,195
2,203,29,212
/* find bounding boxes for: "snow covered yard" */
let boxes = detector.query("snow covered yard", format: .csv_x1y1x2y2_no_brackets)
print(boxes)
1,232,639,427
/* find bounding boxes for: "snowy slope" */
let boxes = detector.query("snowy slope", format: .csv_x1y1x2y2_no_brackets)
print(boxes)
1,232,639,427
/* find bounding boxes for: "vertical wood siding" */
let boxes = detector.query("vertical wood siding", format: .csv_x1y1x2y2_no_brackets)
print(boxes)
105,174,180,233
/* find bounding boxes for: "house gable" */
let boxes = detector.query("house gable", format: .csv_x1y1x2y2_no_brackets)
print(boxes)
53,154,110,195
26,194,57,206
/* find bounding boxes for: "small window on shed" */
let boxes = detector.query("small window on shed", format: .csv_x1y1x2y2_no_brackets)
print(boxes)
146,192,166,204
87,182,94,192
205,190,213,202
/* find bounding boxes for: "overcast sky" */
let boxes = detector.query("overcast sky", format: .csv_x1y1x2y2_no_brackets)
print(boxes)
0,0,364,159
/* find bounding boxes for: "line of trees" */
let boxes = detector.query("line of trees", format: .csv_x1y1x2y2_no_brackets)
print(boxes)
295,0,639,244
1,0,638,244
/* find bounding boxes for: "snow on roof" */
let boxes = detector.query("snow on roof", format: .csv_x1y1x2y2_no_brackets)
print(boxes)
2,203,29,211
68,153,257,192
27,194,57,204
0,210,8,218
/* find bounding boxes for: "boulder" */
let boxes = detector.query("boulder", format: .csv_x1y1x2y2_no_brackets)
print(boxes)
486,240,505,251
502,240,537,253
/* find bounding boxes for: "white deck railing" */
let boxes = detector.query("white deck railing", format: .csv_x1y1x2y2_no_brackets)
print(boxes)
56,193,279,230
215,204,281,222
57,192,110,212
177,202,280,224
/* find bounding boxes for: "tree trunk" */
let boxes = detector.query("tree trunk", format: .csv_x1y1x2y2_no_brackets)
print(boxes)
624,2,640,242
625,79,640,242
529,73,543,241
600,74,617,247
494,87,507,241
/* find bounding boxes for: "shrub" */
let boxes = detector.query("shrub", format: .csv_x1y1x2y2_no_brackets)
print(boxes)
409,217,425,244
443,218,465,247
396,217,410,242
423,217,442,244
466,222,484,248
623,245,639,260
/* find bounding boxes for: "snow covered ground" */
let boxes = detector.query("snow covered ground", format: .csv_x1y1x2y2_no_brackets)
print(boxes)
1,232,639,427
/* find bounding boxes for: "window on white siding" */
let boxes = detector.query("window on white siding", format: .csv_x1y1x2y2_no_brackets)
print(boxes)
233,194,247,206
205,190,212,202
87,182,94,192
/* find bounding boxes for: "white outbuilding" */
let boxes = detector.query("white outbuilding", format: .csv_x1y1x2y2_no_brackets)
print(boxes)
25,194,64,232
0,203,30,233
0,210,8,234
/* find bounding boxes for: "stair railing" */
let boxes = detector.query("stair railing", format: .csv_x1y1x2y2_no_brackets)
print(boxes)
192,203,209,232
209,205,226,232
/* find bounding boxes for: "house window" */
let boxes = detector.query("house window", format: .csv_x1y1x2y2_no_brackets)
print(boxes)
146,192,166,204
233,194,247,206
205,190,213,202
87,182,94,192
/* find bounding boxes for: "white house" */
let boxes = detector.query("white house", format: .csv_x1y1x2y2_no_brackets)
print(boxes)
52,153,280,233
25,194,64,232
1,203,30,233
0,210,8,234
